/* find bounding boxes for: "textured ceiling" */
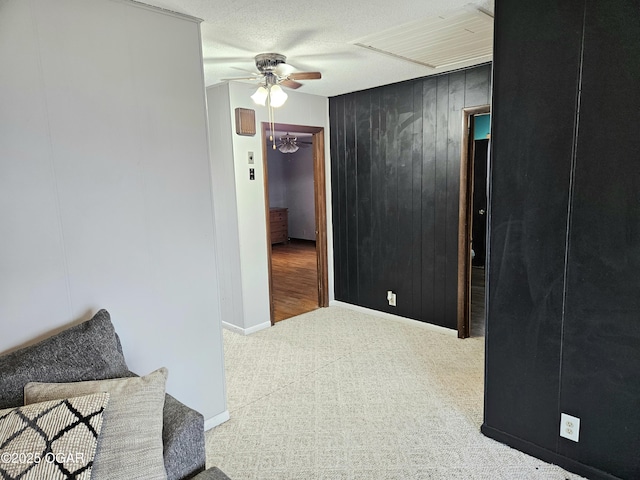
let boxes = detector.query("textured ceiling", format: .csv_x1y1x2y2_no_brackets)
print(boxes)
139,0,494,97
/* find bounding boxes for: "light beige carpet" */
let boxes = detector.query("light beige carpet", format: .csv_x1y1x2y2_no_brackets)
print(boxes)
205,306,585,479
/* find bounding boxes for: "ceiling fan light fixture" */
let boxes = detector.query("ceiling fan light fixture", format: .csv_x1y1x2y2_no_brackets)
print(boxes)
269,85,288,108
251,86,268,106
277,133,302,154
239,53,319,148
278,142,299,154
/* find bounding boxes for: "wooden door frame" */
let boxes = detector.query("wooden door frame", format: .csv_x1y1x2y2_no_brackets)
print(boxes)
457,105,490,338
261,122,329,325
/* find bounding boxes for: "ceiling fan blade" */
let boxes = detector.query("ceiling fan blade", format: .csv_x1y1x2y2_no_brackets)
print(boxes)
220,76,259,81
280,79,303,89
230,66,260,75
275,62,296,76
203,56,255,65
287,72,322,81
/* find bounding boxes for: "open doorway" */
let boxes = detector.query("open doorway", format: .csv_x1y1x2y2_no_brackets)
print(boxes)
262,122,329,324
458,106,491,338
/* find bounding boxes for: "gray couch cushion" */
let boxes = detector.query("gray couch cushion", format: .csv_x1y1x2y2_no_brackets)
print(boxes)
190,467,232,480
0,309,129,409
162,393,205,480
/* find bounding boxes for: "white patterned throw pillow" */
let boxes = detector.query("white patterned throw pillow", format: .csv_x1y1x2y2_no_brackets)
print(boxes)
0,392,109,480
24,368,168,480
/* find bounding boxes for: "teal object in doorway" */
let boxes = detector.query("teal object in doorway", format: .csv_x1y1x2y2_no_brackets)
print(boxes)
474,113,491,140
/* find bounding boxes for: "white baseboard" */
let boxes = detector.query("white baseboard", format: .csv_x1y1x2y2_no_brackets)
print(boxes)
204,410,230,431
222,320,271,336
330,300,458,337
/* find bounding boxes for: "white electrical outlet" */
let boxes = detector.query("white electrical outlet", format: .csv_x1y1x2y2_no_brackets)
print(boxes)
387,290,397,307
560,413,580,442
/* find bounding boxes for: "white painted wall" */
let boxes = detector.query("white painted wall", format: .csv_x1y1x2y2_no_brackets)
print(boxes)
0,0,227,426
206,83,245,337
207,82,333,333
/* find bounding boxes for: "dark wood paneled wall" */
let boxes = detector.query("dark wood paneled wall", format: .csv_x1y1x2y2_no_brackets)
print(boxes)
330,65,491,329
484,0,640,479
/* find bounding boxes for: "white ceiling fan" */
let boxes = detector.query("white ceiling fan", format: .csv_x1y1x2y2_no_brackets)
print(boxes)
223,52,322,149
222,52,322,103
275,133,312,154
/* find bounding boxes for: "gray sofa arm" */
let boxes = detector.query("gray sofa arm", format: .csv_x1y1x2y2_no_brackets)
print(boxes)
163,393,206,480
191,467,232,480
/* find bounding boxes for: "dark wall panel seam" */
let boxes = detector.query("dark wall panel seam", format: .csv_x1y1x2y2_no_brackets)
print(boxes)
557,2,587,447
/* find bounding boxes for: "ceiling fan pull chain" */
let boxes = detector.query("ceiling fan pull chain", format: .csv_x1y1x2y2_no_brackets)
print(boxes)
268,88,276,150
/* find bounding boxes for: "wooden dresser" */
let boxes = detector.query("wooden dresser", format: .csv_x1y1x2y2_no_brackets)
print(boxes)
269,207,288,244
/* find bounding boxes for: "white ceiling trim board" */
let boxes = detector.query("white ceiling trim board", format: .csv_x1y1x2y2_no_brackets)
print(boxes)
353,7,493,69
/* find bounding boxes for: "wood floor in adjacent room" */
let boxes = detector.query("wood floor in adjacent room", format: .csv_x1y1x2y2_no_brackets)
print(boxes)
271,239,318,323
